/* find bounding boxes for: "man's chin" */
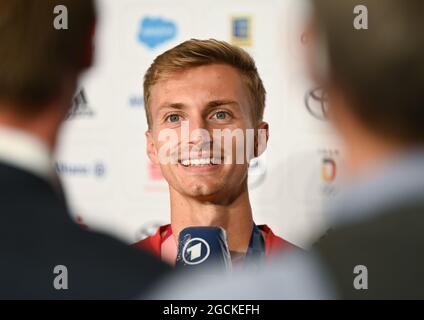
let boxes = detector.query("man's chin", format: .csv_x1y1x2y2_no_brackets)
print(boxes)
178,183,223,200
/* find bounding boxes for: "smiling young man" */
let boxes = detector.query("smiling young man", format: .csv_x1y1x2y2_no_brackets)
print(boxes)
134,39,295,266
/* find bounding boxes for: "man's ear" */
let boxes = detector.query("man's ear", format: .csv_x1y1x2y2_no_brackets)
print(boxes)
146,130,159,164
254,121,269,158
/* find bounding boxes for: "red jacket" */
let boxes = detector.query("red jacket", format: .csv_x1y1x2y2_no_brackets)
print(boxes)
133,224,295,261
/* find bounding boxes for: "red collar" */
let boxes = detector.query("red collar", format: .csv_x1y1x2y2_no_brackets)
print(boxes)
134,224,296,263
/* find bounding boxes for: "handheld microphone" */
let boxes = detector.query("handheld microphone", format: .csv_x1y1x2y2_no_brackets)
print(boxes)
175,226,232,271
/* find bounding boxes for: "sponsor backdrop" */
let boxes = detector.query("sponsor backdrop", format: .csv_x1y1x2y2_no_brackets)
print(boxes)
56,0,342,248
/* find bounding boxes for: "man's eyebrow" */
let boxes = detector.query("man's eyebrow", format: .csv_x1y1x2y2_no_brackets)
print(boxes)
158,100,239,111
206,100,239,108
157,102,186,111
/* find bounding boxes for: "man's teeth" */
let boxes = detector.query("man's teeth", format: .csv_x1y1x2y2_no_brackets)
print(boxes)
181,158,221,166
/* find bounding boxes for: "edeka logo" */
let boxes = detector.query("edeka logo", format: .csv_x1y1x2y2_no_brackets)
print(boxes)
138,17,177,49
231,16,252,47
56,161,106,178
67,89,94,120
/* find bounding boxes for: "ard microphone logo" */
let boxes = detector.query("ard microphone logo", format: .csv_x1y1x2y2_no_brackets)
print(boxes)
182,238,211,265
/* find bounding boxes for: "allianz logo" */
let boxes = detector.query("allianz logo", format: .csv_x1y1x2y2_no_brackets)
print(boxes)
56,162,106,178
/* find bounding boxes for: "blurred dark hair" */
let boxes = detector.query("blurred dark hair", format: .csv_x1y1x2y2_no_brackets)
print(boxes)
0,0,96,113
312,0,424,144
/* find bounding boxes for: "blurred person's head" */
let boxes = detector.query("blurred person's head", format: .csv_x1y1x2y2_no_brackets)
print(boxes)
143,39,267,203
0,0,96,148
308,0,424,174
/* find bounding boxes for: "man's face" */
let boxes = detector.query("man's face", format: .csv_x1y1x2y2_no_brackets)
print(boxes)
146,64,267,203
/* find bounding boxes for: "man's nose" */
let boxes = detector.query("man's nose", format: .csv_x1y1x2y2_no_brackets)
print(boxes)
188,117,211,145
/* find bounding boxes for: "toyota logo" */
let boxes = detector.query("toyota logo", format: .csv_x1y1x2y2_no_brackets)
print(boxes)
305,87,329,121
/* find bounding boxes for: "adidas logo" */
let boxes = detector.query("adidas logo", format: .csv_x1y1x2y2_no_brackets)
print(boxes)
67,89,95,120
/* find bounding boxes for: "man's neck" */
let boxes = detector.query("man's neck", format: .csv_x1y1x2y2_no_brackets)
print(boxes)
0,122,56,184
0,108,61,152
170,185,254,253
343,130,404,182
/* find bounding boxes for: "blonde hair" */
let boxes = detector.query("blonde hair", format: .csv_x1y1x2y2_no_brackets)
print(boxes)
143,39,266,128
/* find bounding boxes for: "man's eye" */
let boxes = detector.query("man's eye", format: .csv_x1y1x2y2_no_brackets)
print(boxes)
214,111,229,120
167,114,181,123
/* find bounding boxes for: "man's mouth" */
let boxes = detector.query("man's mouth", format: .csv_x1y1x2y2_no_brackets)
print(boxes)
179,158,221,167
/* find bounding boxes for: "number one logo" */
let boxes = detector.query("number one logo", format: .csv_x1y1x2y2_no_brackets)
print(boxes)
187,242,202,261
182,238,211,265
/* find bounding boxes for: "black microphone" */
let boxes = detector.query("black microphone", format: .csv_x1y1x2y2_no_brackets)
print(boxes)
175,226,232,271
